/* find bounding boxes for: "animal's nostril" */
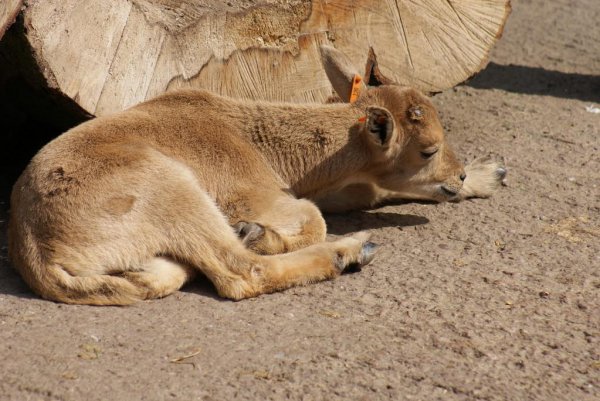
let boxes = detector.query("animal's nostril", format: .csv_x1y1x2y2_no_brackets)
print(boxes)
460,173,466,181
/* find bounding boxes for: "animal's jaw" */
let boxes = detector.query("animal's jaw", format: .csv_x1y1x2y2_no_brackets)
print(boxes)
375,178,464,203
438,184,461,200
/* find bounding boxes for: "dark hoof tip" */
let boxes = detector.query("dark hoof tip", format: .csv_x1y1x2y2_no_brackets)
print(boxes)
360,241,378,265
344,262,363,273
496,167,508,179
233,221,265,244
233,221,248,235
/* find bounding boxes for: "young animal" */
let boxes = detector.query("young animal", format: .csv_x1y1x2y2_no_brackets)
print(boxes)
8,46,505,305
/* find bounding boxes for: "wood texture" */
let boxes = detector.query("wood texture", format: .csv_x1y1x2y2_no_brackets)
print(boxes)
11,0,510,116
0,0,22,40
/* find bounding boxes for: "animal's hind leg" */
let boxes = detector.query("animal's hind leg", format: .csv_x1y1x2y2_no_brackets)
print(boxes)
146,158,377,300
258,232,377,295
232,192,327,255
163,194,376,299
185,229,377,300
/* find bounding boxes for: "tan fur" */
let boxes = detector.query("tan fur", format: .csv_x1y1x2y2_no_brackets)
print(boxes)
8,47,504,305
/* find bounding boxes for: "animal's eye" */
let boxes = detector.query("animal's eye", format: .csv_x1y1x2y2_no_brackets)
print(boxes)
420,149,438,159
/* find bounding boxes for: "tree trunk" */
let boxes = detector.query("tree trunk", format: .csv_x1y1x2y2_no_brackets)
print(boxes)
1,0,511,117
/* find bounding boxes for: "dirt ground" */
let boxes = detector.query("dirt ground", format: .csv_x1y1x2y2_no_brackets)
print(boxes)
1,0,598,400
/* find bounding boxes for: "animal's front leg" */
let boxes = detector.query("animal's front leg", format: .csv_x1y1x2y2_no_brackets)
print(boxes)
233,194,327,255
457,156,507,200
233,221,288,255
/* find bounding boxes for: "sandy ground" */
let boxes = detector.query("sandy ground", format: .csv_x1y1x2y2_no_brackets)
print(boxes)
1,0,599,400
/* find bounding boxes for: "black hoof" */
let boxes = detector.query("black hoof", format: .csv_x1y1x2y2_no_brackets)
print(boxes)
360,242,378,265
343,241,379,274
233,221,265,244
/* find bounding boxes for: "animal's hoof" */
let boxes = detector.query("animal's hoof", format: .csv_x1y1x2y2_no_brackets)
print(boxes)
340,235,378,273
496,166,508,186
360,241,378,266
233,221,265,245
460,157,508,199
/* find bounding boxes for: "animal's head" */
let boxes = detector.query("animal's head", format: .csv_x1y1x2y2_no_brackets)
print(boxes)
321,46,465,201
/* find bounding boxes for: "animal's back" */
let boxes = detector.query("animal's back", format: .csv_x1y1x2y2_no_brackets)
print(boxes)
7,89,278,303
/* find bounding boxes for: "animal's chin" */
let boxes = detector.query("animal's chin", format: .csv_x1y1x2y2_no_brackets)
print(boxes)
439,185,459,198
378,183,453,202
378,179,463,202
396,185,460,202
433,184,463,202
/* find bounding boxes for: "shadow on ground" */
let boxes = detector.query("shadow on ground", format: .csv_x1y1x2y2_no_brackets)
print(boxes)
325,211,429,235
467,62,600,102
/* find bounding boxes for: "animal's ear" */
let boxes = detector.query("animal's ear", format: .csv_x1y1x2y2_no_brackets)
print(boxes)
320,45,366,103
364,47,394,87
363,106,396,146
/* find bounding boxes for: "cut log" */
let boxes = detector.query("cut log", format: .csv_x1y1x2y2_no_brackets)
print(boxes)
0,0,22,40
2,0,510,117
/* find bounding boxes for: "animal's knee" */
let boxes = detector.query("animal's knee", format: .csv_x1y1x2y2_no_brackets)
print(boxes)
214,273,262,300
296,199,326,241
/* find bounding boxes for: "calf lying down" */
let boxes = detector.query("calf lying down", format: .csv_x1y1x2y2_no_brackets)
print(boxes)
8,46,506,304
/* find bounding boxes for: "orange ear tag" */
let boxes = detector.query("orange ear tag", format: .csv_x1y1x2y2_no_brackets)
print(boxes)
349,74,362,103
358,116,367,122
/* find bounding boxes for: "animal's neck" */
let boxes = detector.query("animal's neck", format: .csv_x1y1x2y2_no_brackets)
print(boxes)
234,102,370,198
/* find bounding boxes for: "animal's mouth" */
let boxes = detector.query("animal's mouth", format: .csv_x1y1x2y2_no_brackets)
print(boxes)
440,185,459,198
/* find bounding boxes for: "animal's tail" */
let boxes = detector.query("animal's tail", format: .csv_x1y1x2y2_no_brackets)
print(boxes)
24,263,147,306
